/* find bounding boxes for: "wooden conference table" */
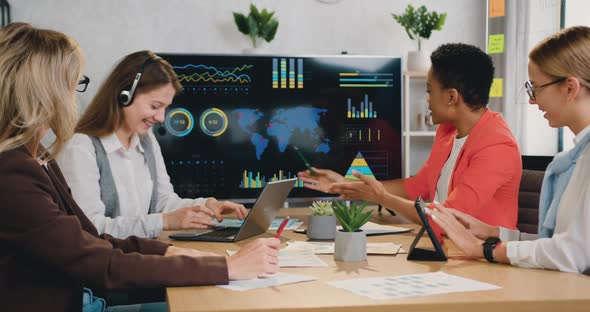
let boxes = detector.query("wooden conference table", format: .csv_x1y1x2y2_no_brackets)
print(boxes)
161,207,590,312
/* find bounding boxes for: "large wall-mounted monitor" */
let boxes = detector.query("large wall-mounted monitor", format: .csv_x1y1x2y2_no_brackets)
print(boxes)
154,53,402,202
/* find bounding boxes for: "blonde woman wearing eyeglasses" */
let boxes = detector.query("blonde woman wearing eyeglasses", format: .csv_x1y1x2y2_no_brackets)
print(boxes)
427,26,590,274
0,23,279,311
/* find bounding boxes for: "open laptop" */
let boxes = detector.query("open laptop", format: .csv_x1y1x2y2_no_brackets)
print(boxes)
168,178,297,242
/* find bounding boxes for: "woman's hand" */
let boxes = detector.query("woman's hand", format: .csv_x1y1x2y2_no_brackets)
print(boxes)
162,206,216,230
434,203,499,240
425,205,484,258
226,238,280,280
328,170,386,203
297,167,344,193
204,198,248,222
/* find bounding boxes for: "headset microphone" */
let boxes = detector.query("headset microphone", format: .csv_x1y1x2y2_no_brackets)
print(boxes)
157,123,166,136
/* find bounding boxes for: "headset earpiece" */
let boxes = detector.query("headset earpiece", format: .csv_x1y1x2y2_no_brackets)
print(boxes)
119,57,155,106
119,90,132,106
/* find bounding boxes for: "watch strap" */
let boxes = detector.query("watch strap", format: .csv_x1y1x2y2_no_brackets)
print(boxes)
483,237,501,263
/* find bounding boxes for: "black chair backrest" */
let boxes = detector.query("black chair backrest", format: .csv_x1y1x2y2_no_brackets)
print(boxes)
522,155,553,171
517,169,545,234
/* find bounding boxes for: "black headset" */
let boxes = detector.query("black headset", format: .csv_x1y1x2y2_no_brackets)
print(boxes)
118,57,156,106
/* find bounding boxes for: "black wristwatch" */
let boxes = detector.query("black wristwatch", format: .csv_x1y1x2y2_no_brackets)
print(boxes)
483,237,501,263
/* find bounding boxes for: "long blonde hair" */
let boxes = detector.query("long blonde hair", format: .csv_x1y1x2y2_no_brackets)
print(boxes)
0,22,83,160
529,26,590,89
76,51,182,137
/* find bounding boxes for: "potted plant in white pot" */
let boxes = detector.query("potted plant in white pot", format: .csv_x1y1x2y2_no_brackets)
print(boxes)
307,201,336,240
332,200,372,262
392,4,446,72
233,4,279,54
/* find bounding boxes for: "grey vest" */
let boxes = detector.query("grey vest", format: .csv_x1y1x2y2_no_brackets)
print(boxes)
89,135,158,217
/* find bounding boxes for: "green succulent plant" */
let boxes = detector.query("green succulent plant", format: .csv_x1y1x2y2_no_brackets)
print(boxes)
233,4,279,48
392,4,446,51
309,201,335,216
332,200,372,232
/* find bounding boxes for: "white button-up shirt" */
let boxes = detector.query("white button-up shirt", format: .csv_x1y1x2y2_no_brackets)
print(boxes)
56,131,207,238
505,125,590,273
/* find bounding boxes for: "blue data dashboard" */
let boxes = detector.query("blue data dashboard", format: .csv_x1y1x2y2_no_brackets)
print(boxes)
154,54,402,201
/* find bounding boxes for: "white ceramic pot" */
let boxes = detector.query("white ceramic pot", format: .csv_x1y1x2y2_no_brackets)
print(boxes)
307,215,337,240
407,50,430,72
334,230,367,261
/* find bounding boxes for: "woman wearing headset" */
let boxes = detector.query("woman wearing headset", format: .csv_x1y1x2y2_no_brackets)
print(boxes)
56,51,248,239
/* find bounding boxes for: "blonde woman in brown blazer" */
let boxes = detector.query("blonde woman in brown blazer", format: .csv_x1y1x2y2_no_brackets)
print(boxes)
0,23,279,312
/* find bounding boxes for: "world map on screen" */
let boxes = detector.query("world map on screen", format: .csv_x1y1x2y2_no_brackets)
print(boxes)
234,107,331,160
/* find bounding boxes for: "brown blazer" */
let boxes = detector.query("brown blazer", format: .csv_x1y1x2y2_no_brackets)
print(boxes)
0,147,228,312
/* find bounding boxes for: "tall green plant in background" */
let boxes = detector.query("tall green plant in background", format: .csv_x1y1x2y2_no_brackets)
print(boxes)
233,4,279,48
332,200,372,232
392,4,446,51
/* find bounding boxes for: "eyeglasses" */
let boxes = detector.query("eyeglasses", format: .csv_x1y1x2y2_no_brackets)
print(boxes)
524,77,565,100
76,75,90,93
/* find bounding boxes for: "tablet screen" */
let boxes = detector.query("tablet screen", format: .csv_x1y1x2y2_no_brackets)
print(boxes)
414,197,444,244
407,196,447,261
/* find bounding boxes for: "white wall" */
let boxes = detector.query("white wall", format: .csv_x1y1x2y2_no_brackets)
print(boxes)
519,0,562,156
12,0,485,109
522,0,590,155
565,0,590,26
562,0,590,151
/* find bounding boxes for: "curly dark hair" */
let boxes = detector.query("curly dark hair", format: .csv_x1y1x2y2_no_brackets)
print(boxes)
430,43,495,110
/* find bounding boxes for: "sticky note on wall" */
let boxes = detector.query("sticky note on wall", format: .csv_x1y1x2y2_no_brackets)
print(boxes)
489,0,505,18
488,34,505,54
490,78,503,98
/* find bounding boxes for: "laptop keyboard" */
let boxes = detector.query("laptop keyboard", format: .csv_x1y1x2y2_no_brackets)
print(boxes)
202,227,239,238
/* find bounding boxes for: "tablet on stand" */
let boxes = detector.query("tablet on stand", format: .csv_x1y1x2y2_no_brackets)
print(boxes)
407,197,447,261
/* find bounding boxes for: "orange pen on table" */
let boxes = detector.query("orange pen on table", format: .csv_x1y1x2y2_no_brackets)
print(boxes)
275,217,290,238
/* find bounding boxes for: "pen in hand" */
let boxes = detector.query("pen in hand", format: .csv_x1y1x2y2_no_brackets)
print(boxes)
275,217,290,238
292,145,316,176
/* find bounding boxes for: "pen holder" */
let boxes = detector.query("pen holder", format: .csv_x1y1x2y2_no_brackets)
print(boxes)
307,215,336,240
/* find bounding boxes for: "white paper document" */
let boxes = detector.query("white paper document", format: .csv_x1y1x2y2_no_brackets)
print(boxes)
367,243,403,255
338,222,412,235
226,249,328,267
326,271,500,300
218,272,318,291
279,250,328,267
285,241,334,254
285,241,404,255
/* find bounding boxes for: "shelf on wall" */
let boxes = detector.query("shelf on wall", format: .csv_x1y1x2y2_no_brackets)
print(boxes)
403,71,434,177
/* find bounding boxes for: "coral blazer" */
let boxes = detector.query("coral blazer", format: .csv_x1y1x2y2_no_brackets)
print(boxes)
403,109,521,229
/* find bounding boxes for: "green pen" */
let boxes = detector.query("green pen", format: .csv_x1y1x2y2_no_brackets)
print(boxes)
292,145,316,176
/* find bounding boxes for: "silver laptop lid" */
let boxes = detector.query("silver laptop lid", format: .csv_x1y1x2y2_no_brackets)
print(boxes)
233,178,297,241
